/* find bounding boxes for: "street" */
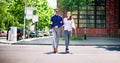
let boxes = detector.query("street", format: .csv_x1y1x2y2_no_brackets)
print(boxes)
0,44,120,63
0,37,120,63
0,0,120,63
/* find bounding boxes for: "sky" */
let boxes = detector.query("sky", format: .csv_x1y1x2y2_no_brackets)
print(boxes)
47,0,57,9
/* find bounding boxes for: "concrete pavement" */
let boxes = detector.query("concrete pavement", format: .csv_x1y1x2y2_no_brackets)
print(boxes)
0,44,120,63
0,36,120,45
15,36,120,46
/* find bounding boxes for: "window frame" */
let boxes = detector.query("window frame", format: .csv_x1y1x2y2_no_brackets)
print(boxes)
78,0,106,28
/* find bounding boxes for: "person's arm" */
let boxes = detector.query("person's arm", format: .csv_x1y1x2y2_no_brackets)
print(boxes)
62,18,65,30
58,16,64,27
60,17,64,25
72,19,76,29
63,18,65,27
50,17,53,24
50,17,54,29
51,16,59,29
71,19,77,35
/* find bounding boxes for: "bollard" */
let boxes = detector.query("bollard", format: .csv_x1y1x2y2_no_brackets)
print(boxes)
84,27,87,40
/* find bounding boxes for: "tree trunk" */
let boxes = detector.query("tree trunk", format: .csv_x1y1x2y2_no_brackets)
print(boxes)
77,4,80,28
76,4,80,36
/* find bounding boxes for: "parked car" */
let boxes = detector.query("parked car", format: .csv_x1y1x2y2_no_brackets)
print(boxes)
17,28,23,40
43,31,50,36
29,31,36,38
36,31,44,37
7,28,23,40
49,29,53,36
0,31,7,37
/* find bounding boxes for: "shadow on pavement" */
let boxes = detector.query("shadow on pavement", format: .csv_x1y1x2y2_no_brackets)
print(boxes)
44,52,72,55
58,52,72,54
96,46,120,51
44,52,56,54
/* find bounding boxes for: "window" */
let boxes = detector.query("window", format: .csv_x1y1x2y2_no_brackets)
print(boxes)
78,0,106,28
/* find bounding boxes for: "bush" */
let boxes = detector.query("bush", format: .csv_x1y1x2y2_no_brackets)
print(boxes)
70,36,83,40
60,36,83,40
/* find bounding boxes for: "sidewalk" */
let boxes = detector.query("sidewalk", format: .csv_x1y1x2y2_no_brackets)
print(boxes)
15,36,120,46
0,37,38,44
0,36,120,46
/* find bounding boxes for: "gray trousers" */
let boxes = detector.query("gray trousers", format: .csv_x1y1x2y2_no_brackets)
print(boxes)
53,28,60,48
64,30,71,50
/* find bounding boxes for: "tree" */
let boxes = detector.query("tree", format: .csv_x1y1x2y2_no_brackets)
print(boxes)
0,0,23,30
0,1,7,30
27,0,54,30
0,0,16,30
0,0,53,31
8,0,24,24
58,0,92,27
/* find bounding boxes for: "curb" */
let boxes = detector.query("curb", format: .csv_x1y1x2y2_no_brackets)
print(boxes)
1,41,120,46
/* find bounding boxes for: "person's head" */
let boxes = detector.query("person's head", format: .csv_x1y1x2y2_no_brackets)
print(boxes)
67,11,72,20
54,9,60,15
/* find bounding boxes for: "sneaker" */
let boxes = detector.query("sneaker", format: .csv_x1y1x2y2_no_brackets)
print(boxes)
66,50,69,53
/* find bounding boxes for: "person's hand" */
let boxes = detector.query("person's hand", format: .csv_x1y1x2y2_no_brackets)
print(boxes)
54,26,58,29
60,21,62,24
50,21,53,24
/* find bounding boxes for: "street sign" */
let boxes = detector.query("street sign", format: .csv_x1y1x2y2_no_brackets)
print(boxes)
32,15,39,23
25,7,36,10
25,7,37,20
26,9,33,15
26,14,33,19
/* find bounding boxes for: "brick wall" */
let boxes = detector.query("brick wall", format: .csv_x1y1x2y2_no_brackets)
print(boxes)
106,0,120,36
58,0,120,36
75,28,108,36
73,0,120,36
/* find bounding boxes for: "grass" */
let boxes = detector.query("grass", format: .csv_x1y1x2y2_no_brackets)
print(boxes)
60,35,83,40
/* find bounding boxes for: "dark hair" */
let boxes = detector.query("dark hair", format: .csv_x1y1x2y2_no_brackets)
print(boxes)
67,16,72,20
54,8,59,12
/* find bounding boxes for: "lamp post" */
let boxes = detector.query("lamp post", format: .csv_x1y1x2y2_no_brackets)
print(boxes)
84,27,87,40
84,1,89,40
23,0,38,38
23,0,27,39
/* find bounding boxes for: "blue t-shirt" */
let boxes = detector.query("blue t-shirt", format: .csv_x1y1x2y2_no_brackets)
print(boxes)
50,15,64,29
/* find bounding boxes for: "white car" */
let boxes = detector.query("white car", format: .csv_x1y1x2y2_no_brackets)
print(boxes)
36,31,44,37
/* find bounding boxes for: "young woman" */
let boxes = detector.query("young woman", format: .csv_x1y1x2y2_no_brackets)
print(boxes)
63,11,76,53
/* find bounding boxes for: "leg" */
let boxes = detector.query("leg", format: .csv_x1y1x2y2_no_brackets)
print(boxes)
52,28,60,53
67,31,71,49
64,30,69,51
56,28,60,48
52,29,58,53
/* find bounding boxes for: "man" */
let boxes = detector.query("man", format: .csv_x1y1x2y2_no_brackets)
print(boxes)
50,9,64,53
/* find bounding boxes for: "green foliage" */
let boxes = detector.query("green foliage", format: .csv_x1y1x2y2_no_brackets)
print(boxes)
58,0,93,11
70,36,83,40
21,0,53,30
0,0,24,30
0,1,8,30
36,0,54,30
0,0,54,31
8,0,24,24
60,36,83,40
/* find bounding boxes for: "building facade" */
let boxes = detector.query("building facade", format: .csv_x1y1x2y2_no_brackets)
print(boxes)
58,0,120,36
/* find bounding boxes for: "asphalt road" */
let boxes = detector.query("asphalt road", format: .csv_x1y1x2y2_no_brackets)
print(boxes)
0,44,120,63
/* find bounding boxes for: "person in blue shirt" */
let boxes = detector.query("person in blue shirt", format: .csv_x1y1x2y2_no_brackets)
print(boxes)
50,9,64,53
